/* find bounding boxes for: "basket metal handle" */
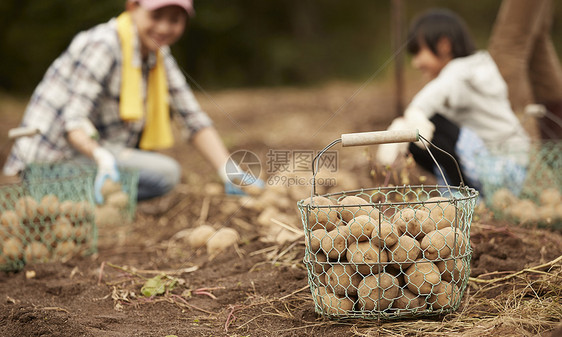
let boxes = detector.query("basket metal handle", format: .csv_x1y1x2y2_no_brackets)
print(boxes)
310,129,459,199
341,129,419,147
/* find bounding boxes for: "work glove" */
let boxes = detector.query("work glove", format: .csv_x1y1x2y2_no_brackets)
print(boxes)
404,107,435,148
219,160,265,196
93,147,120,204
376,117,410,166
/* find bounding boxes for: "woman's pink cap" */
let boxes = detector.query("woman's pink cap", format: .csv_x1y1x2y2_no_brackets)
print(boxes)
136,0,195,16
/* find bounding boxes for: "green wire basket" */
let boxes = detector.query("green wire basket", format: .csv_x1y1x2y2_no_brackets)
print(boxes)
476,141,562,229
0,164,97,271
297,130,479,319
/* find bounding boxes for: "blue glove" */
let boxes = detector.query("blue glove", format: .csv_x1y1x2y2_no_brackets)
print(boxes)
93,147,120,204
224,178,265,196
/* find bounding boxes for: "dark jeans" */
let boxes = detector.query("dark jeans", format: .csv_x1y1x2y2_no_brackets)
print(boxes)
408,114,467,186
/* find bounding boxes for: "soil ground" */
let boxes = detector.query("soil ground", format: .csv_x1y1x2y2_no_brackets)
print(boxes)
0,83,561,336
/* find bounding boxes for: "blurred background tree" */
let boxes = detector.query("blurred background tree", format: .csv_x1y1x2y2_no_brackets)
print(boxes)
1,0,561,94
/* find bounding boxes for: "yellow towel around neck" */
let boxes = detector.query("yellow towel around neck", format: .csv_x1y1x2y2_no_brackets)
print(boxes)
116,12,174,150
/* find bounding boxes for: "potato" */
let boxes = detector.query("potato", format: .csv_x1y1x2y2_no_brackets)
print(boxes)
423,196,457,229
37,194,60,218
54,240,77,259
491,188,517,211
325,264,362,296
311,251,329,278
421,226,469,260
59,200,76,219
307,229,328,253
95,205,123,227
74,201,95,220
301,196,339,231
52,217,74,241
101,179,122,199
506,199,539,224
370,219,399,248
15,196,38,221
320,226,349,259
25,241,50,263
405,261,441,295
346,241,388,275
539,188,561,206
1,210,25,237
428,281,460,310
2,237,24,260
357,273,400,311
392,208,434,239
106,191,129,209
436,258,467,283
314,286,355,315
206,227,240,255
346,215,376,241
188,225,216,248
392,287,427,312
388,235,421,268
72,222,92,243
338,195,378,223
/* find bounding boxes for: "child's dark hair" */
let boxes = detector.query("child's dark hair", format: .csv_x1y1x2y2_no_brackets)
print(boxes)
407,8,475,58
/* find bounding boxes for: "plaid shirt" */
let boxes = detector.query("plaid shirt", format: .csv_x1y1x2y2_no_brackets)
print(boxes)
3,18,212,175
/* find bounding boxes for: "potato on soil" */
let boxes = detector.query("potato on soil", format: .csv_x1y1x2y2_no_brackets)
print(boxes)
421,227,468,260
539,188,561,206
314,286,355,315
206,227,240,255
388,235,421,268
346,215,376,241
370,219,399,248
506,199,539,224
423,196,457,229
25,241,50,263
436,258,467,283
325,264,362,297
37,194,60,218
15,196,38,220
2,237,24,260
428,281,460,310
392,208,434,239
95,205,123,227
320,226,349,259
491,188,517,211
187,225,216,249
405,260,441,295
338,195,378,223
357,273,400,311
393,287,427,312
302,196,339,231
106,191,129,209
101,179,122,199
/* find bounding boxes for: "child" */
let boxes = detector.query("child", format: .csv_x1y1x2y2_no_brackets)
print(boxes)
3,0,261,202
376,9,530,196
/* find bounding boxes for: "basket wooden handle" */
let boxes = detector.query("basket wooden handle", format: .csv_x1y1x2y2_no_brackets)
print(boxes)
341,129,419,147
8,126,40,139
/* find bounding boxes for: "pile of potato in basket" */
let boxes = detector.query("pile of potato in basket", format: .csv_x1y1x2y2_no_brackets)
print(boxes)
302,192,471,317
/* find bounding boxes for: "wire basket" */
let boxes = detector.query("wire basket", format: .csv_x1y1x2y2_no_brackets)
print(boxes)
24,163,139,225
0,165,97,272
297,130,479,319
476,140,562,229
